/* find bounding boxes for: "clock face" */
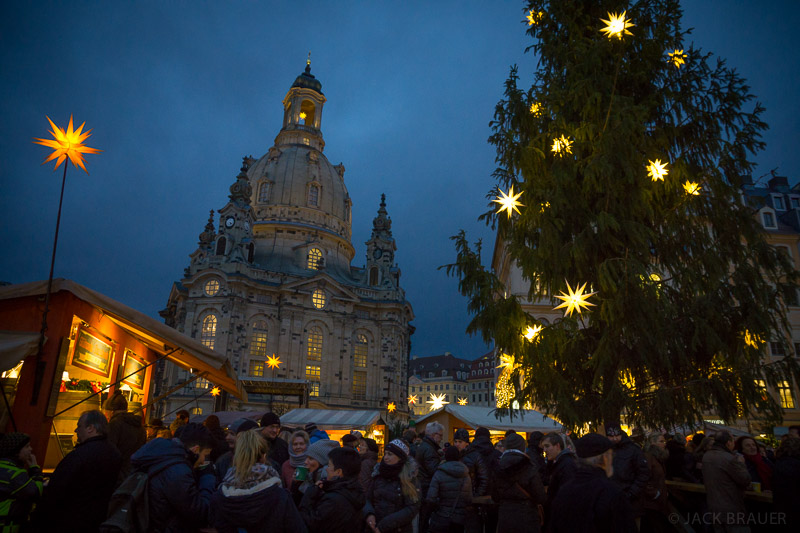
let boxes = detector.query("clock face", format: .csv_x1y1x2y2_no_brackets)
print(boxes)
225,216,235,228
244,221,250,231
373,248,382,259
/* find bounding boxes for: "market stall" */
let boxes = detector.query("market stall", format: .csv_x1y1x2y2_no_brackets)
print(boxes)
414,404,562,443
279,408,386,450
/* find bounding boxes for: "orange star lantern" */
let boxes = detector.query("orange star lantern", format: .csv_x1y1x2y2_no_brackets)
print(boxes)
457,397,468,406
408,394,418,405
210,386,221,397
387,402,396,413
266,354,282,370
554,281,597,317
33,115,101,174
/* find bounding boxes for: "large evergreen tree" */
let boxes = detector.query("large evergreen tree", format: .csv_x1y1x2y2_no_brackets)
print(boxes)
447,0,800,430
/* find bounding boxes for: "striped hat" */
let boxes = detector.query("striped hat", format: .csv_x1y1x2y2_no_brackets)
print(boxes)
386,438,410,462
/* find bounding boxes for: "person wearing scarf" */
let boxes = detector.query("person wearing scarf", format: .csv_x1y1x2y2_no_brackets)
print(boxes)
364,439,420,533
282,430,310,488
735,436,773,491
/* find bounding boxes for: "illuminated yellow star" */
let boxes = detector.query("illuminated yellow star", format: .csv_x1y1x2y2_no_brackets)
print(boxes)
210,386,221,396
529,102,542,115
523,324,542,341
496,353,515,370
427,393,449,411
299,112,307,120
457,397,468,405
266,354,282,370
526,10,543,26
743,330,763,349
494,185,524,218
600,11,634,40
408,394,418,405
683,181,701,195
647,159,669,181
551,135,573,156
668,49,687,68
553,281,597,317
387,402,396,412
33,115,101,174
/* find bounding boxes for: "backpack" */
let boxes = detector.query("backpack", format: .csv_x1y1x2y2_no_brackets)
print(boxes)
99,461,182,533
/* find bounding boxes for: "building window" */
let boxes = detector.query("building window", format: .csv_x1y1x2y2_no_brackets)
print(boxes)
762,212,776,229
792,197,800,210
306,365,321,396
309,381,320,397
191,407,203,415
773,195,786,211
427,386,430,392
353,371,367,400
195,377,210,389
307,248,323,270
250,320,268,358
200,315,217,349
369,267,379,286
354,334,368,368
771,342,786,357
248,359,265,377
215,236,227,255
258,182,270,203
312,289,326,309
308,185,319,207
307,326,323,361
778,381,795,409
204,279,220,296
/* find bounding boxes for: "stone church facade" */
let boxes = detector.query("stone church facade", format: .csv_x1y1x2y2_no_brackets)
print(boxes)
154,63,414,418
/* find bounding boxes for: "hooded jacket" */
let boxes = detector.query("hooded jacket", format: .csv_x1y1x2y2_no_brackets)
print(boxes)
492,450,546,533
364,463,420,533
107,411,147,479
471,435,501,492
129,437,216,533
426,460,472,525
0,457,42,529
211,463,306,533
299,475,366,533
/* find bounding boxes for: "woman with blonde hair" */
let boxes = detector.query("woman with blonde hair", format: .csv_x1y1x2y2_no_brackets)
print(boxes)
364,439,420,533
211,430,305,532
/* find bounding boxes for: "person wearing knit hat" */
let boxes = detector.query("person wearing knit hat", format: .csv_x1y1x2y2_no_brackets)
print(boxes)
453,424,490,531
0,432,43,530
364,438,419,533
341,434,359,448
549,433,637,533
298,439,340,497
492,430,545,533
103,390,146,481
605,425,650,523
259,412,289,466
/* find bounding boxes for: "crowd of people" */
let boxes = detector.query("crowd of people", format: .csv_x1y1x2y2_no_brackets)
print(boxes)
1,393,799,533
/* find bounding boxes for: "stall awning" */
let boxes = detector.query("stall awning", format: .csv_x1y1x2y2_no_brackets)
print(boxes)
0,279,246,400
280,408,384,431
416,404,562,433
0,331,40,373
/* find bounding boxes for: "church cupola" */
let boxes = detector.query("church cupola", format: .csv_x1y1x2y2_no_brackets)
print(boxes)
276,57,327,152
365,194,399,287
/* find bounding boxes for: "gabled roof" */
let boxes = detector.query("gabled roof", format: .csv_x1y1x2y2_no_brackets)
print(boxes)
280,408,384,430
282,272,360,302
415,404,562,433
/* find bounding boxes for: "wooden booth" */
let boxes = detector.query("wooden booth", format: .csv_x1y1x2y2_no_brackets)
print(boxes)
0,279,246,469
280,408,387,452
414,404,562,443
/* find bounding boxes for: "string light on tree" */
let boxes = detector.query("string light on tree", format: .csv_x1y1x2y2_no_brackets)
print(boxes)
647,159,669,181
600,11,634,40
553,281,597,317
551,135,573,156
744,330,763,349
668,49,687,67
494,185,524,218
457,397,468,405
683,181,701,195
427,393,449,411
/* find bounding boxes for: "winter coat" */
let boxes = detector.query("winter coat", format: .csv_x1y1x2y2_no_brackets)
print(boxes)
299,475,366,533
772,454,800,530
610,435,650,517
550,465,637,533
642,451,670,516
743,454,774,489
471,435,501,494
34,435,122,532
267,435,290,466
211,464,307,533
701,445,751,521
461,444,489,496
543,450,577,510
364,464,420,533
207,426,229,462
215,450,233,485
416,436,442,491
359,450,378,492
107,411,147,480
426,460,472,526
130,437,216,533
0,457,42,530
492,450,546,533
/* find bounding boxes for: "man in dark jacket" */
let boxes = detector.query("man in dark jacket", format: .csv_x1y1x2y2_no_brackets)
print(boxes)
130,422,216,532
260,411,290,465
103,390,147,480
541,432,577,527
300,446,366,533
416,422,444,533
701,430,751,532
527,431,547,479
471,426,501,533
606,425,650,523
453,428,489,533
34,410,122,532
550,433,637,533
492,433,546,533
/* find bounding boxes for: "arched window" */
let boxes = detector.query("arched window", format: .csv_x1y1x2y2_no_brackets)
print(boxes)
200,314,217,349
354,334,368,368
307,185,319,207
215,237,227,256
258,182,270,203
369,267,379,286
247,242,255,263
300,100,316,126
250,320,268,358
307,326,323,361
307,248,323,270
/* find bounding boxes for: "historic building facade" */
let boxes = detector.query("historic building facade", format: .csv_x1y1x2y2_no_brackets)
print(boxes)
407,353,472,417
154,63,414,418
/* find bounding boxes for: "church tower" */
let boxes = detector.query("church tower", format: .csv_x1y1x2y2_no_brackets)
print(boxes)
157,62,414,419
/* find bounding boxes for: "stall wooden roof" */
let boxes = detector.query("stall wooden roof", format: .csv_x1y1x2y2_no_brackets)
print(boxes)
0,279,246,400
280,408,384,430
415,404,562,433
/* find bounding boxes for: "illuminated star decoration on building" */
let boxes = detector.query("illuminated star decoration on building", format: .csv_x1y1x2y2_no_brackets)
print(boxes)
457,397,468,405
408,394,418,405
554,281,597,317
33,115,101,174
210,386,221,396
494,186,524,218
523,324,543,342
387,402,396,413
551,135,573,156
427,393,449,411
266,354,282,370
600,11,634,40
299,112,307,120
668,49,687,68
683,181,701,195
647,159,669,181
526,10,543,26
